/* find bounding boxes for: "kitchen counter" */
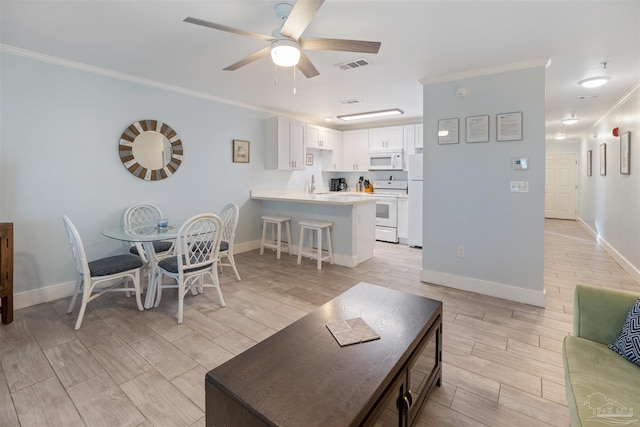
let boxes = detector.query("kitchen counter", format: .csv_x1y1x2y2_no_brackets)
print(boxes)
251,190,376,267
250,191,378,205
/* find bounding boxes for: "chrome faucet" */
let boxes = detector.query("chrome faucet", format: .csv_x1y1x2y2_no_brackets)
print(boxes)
309,175,316,193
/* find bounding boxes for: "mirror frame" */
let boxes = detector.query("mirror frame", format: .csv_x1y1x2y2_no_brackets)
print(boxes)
119,120,184,181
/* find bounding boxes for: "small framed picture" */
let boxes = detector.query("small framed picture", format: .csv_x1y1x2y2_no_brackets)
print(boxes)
620,131,630,174
496,112,523,142
600,143,606,176
466,115,489,143
233,139,250,163
438,118,459,144
587,150,592,177
306,153,314,166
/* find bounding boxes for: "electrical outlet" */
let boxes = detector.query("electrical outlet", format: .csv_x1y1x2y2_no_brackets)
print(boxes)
457,245,465,258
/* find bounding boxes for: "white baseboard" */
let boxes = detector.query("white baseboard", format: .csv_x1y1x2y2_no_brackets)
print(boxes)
420,269,546,307
14,280,77,310
576,216,640,284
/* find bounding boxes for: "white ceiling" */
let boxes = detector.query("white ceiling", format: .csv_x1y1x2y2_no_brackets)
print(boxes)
2,1,639,143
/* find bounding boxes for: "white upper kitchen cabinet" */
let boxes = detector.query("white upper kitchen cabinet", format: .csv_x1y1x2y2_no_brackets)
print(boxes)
403,124,424,156
368,126,404,150
307,124,335,150
341,129,369,171
322,130,343,171
414,124,423,149
266,117,306,170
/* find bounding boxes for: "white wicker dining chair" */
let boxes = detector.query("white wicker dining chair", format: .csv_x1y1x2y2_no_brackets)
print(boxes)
154,213,226,324
123,203,174,261
218,203,241,281
62,215,144,330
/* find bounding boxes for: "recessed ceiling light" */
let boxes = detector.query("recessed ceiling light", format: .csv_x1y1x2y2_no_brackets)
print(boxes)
578,76,611,88
562,116,579,125
337,109,404,121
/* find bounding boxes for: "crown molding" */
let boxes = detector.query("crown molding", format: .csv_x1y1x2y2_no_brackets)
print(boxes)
419,57,550,86
0,44,276,116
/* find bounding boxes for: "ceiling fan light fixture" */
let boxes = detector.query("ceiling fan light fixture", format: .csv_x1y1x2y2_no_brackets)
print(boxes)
337,109,404,121
578,76,611,88
270,39,300,67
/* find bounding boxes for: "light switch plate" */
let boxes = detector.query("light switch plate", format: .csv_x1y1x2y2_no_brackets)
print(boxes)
510,181,529,192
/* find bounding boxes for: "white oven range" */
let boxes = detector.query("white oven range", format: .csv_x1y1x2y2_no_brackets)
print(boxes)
373,180,407,243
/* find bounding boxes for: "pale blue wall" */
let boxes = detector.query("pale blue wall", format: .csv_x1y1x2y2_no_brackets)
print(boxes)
577,86,640,272
0,52,315,295
421,66,546,304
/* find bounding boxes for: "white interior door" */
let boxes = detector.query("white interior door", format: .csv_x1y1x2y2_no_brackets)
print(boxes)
545,153,577,219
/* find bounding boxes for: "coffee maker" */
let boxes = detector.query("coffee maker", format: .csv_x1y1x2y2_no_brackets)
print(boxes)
330,178,348,191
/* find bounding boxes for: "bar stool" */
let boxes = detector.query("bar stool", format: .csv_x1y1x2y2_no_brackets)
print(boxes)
260,215,292,259
297,220,334,270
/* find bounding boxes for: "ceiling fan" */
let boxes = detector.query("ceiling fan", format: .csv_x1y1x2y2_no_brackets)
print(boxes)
184,0,381,78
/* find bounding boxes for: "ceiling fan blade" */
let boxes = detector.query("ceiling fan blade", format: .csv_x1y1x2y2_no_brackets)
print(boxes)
280,0,324,40
301,37,381,54
184,17,274,41
297,52,320,79
223,46,271,71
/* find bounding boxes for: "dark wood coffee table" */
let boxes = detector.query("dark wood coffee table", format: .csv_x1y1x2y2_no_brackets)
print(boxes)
205,282,442,427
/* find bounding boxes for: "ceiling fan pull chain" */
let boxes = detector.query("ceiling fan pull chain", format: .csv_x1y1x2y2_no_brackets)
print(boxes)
293,66,297,95
274,62,278,86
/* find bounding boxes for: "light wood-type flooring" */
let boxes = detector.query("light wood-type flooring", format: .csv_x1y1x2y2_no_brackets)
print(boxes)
1,219,639,426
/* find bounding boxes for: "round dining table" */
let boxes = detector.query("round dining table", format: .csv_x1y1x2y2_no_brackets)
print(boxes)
102,222,181,308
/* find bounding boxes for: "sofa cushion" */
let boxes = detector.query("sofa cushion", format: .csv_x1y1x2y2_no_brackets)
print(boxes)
608,297,640,367
563,336,640,426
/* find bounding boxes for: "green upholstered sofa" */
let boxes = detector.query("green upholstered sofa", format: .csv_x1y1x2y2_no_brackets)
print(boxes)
562,285,640,427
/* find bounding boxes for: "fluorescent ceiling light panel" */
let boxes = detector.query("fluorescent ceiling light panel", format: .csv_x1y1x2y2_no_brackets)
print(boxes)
337,109,404,121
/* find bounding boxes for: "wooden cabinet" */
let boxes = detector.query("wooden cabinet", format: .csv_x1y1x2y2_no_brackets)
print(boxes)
341,129,369,171
205,283,442,427
306,124,335,150
397,198,408,243
0,223,14,324
266,117,306,170
369,126,404,150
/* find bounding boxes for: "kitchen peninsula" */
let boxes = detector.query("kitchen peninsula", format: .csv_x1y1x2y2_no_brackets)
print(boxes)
251,190,376,267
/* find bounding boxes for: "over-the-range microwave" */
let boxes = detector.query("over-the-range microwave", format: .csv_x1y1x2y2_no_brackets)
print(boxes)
368,148,404,170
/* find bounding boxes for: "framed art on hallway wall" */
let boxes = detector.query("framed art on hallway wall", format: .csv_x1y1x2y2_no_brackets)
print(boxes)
587,150,592,177
620,131,630,175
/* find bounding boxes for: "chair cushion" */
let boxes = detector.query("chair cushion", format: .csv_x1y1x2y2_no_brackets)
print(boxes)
158,256,211,274
220,241,229,252
609,297,640,366
129,241,173,256
89,254,143,277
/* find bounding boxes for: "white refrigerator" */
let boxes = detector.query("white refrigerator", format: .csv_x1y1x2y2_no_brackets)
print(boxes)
408,154,423,247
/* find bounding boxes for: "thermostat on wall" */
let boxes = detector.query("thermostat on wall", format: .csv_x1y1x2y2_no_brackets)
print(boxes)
513,157,528,170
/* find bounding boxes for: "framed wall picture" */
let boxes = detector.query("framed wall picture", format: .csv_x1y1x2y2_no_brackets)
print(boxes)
620,131,630,174
466,115,489,143
587,150,592,177
600,143,606,176
496,112,523,142
438,118,459,144
233,139,250,163
306,153,314,166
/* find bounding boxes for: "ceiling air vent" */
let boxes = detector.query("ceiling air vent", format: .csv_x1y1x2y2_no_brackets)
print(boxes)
335,58,371,71
337,99,363,105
